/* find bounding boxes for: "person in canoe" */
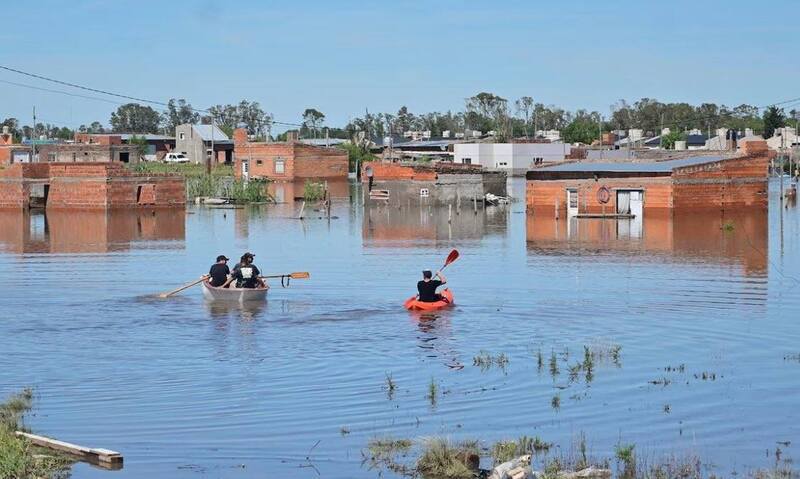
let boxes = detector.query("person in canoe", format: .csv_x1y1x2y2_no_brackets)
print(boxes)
207,255,231,287
417,269,447,302
229,252,266,289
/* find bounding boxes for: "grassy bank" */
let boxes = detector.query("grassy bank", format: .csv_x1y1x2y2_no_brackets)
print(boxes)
1,389,72,479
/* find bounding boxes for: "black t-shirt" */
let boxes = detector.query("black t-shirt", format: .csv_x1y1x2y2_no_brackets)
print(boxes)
234,264,261,288
417,280,443,302
208,263,230,287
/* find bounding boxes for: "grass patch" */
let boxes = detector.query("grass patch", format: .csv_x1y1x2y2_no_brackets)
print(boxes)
224,178,269,203
0,389,72,479
491,435,552,465
427,378,438,407
384,373,396,400
417,438,479,479
133,162,233,178
472,351,509,371
303,180,326,202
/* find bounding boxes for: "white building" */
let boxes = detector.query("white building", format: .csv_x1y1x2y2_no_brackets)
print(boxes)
453,143,571,176
767,127,800,151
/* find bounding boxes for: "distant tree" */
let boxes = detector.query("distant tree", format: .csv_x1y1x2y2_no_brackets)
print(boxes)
762,106,786,139
395,106,412,133
206,100,272,138
465,92,509,138
163,98,199,132
515,96,535,137
54,127,74,140
301,108,325,137
89,121,106,134
563,111,601,144
661,130,686,149
1,118,19,139
110,103,161,133
128,134,149,157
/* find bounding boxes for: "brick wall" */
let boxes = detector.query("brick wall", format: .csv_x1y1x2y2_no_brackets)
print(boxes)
233,131,349,181
0,162,185,210
526,178,673,216
74,134,122,145
672,143,770,209
363,162,438,181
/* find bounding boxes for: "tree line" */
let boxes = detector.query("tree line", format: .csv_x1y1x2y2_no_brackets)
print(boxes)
0,98,273,140
2,94,798,144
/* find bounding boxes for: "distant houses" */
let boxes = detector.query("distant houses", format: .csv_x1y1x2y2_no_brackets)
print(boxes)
175,124,234,165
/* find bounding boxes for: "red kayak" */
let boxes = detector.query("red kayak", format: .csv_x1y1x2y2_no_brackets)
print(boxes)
404,289,454,311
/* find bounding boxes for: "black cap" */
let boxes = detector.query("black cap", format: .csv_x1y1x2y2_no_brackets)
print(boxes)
422,270,433,279
216,255,229,262
243,252,255,258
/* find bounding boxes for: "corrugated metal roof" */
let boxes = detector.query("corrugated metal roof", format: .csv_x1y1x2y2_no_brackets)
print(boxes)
192,124,230,141
119,134,174,141
299,138,349,146
535,155,726,173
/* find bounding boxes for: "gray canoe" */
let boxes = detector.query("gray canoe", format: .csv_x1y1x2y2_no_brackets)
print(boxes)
201,281,268,302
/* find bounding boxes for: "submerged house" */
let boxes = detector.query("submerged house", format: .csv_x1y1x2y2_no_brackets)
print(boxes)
362,162,506,207
526,140,771,218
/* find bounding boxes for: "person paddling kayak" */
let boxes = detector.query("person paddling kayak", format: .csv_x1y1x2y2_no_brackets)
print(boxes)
417,270,447,302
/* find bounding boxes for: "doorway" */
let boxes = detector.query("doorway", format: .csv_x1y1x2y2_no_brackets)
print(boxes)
566,188,579,217
616,189,643,239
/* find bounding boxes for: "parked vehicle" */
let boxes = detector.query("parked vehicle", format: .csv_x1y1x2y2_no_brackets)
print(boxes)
164,153,189,163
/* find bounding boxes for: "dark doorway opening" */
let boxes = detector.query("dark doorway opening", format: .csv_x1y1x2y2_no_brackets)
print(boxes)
120,152,130,163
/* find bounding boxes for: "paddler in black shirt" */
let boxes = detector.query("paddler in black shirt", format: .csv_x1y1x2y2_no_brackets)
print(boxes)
208,255,231,287
417,270,447,302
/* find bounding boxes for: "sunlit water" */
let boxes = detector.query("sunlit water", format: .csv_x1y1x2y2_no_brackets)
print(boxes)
1,178,799,478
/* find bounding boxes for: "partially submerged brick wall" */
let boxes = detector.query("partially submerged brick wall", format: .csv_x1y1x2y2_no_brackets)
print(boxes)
0,163,185,210
526,178,674,216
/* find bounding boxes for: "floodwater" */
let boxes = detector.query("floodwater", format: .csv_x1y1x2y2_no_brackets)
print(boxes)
1,178,799,478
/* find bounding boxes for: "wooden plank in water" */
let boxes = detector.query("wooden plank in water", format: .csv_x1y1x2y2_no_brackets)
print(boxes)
15,431,123,466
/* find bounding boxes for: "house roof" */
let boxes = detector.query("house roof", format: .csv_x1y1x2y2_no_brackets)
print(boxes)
192,124,231,142
643,134,708,147
118,133,175,141
527,155,726,180
299,138,349,146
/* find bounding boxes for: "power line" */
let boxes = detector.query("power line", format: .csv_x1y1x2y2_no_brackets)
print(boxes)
0,64,305,128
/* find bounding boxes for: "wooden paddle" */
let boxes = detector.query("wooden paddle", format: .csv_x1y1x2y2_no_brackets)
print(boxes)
159,275,208,298
439,249,460,272
259,272,310,280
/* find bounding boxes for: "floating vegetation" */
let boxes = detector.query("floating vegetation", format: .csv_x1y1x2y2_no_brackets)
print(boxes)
340,427,350,436
384,373,396,400
427,378,438,407
722,220,735,232
694,371,718,381
649,377,671,386
551,394,561,411
549,350,559,377
663,404,671,414
472,351,509,371
537,349,544,372
783,354,800,362
664,364,686,373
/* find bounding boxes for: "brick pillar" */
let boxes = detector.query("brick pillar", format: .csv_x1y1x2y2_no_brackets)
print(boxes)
233,128,248,145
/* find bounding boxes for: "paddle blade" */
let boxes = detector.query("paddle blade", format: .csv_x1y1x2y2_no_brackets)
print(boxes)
443,249,459,267
289,272,310,279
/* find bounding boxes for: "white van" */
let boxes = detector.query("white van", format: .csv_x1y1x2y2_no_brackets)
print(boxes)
164,153,189,163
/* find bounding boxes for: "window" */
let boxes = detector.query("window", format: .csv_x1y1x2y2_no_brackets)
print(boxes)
256,160,263,165
179,132,185,140
462,158,472,165
48,153,56,162
532,157,544,166
420,188,429,198
275,158,285,174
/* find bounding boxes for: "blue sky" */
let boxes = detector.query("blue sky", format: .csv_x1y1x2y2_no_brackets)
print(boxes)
1,0,798,131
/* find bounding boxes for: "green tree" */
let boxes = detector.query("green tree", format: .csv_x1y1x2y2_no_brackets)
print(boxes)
301,108,325,137
762,106,786,139
163,98,199,132
110,103,161,133
515,96,535,138
563,116,599,144
465,92,509,138
661,130,686,149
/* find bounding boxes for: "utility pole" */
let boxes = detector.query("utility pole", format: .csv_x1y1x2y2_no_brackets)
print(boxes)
32,106,36,162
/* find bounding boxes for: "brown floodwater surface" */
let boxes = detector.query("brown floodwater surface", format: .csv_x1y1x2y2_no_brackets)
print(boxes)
0,178,798,478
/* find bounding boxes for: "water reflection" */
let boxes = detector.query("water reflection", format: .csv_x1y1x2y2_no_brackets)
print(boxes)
0,209,185,253
526,209,768,275
269,179,351,203
363,205,508,245
410,310,464,370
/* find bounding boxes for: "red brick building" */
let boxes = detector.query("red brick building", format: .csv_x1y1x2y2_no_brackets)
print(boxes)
0,162,185,209
526,140,771,216
232,128,348,182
